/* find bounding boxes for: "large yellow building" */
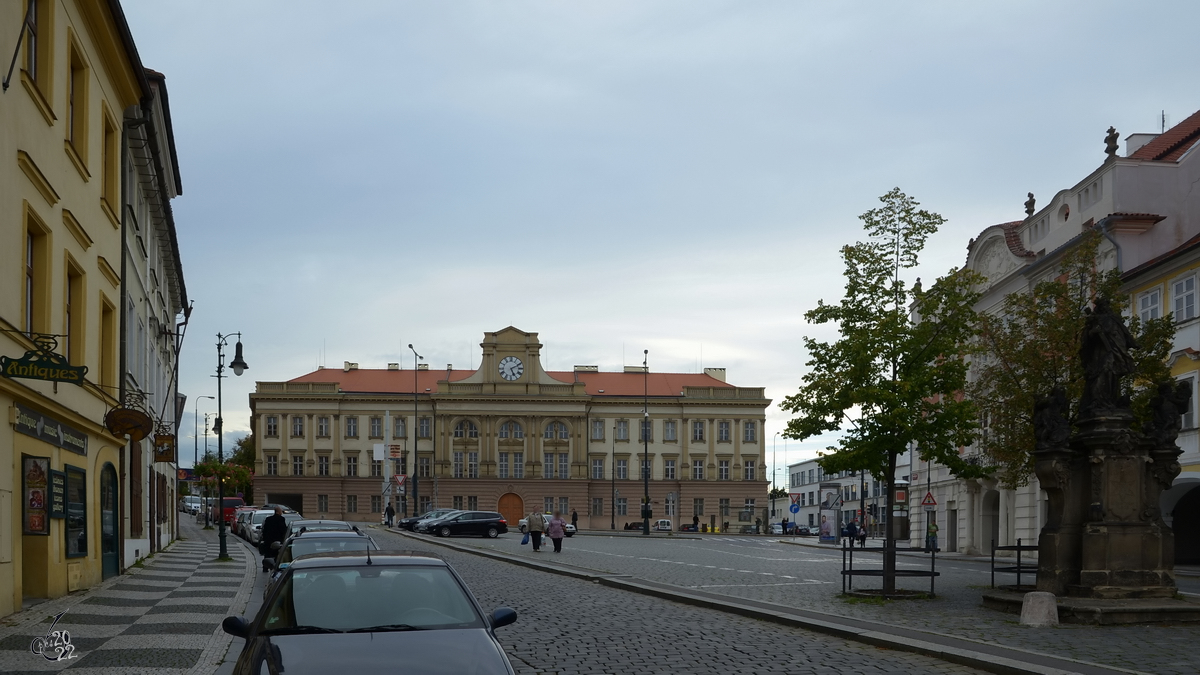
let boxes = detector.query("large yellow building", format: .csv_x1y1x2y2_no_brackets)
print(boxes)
0,1,185,617
250,328,771,531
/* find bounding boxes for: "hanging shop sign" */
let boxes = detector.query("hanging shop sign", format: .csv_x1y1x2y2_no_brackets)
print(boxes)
22,456,50,535
154,434,177,463
14,403,88,455
104,407,153,442
1,336,87,385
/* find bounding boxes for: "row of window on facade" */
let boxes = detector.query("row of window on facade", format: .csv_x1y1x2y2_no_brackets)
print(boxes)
789,480,887,507
789,467,869,488
263,452,757,481
1136,275,1196,323
306,493,756,519
263,415,758,443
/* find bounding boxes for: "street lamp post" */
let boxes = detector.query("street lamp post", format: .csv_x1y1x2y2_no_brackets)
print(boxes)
214,333,249,560
642,350,650,536
772,432,779,523
203,413,214,527
409,344,422,519
192,395,214,524
194,396,215,468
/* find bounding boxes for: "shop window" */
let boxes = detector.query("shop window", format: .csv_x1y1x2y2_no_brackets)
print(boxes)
66,466,87,557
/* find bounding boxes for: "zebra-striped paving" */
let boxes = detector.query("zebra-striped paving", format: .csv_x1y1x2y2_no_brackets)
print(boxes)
0,520,253,675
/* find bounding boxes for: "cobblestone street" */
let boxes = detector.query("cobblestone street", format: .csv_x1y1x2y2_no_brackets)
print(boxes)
404,530,1200,675
368,528,987,675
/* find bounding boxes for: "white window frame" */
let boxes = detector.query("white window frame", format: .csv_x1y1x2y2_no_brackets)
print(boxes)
345,416,358,438
543,453,554,478
719,460,730,480
744,460,755,481
558,453,569,479
592,419,605,440
266,416,278,437
743,421,756,443
513,452,524,479
1173,274,1196,321
468,451,479,478
592,458,604,480
1180,376,1197,430
693,459,704,480
616,420,629,441
498,452,509,479
1138,287,1161,322
453,451,464,478
369,416,382,438
664,420,677,442
616,459,628,480
664,459,676,480
317,416,329,437
718,421,731,442
692,421,704,442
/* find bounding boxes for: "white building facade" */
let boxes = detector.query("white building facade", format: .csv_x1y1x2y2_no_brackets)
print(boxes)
925,112,1200,556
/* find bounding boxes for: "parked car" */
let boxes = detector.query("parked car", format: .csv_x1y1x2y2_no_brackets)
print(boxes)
286,519,355,538
234,507,262,538
794,526,813,536
413,511,465,534
769,523,783,535
423,511,508,538
263,529,379,598
180,496,202,515
397,508,457,532
517,514,575,537
224,550,518,675
246,509,288,545
211,497,246,526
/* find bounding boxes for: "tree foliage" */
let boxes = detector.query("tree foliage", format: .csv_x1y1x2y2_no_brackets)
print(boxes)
966,230,1175,488
781,188,986,482
194,434,256,497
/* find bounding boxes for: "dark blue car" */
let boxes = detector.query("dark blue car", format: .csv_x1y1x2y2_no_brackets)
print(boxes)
223,551,518,674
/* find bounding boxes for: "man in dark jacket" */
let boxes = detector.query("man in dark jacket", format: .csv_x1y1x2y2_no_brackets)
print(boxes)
259,507,288,572
385,502,396,527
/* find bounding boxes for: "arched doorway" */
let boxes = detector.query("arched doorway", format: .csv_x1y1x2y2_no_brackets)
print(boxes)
497,493,523,527
100,464,119,579
981,489,1000,551
1172,485,1200,564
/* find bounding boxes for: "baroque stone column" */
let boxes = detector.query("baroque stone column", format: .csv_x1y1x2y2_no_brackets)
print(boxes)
1033,387,1087,595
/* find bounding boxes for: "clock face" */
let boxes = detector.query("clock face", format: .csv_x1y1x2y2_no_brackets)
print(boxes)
498,356,524,381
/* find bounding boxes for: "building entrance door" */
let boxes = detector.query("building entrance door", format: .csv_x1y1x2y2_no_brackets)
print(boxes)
946,509,958,553
497,493,523,527
101,464,119,579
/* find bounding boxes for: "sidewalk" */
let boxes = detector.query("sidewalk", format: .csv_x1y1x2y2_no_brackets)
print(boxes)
0,517,256,674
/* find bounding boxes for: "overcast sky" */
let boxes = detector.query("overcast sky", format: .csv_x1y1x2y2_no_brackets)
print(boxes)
122,1,1200,480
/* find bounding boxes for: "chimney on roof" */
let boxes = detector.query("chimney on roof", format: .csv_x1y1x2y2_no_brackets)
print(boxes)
623,366,647,373
704,367,726,382
574,365,599,372
417,364,429,371
387,363,400,371
344,361,359,372
1126,133,1159,157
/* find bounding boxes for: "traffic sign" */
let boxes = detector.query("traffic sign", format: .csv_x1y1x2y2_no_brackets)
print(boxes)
790,494,801,505
921,491,937,509
789,503,800,514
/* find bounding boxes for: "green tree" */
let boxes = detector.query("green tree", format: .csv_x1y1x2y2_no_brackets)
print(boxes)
780,188,984,592
768,487,789,500
967,230,1175,488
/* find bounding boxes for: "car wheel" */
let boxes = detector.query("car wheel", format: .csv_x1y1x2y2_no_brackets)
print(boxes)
486,527,499,538
440,526,452,537
566,532,573,537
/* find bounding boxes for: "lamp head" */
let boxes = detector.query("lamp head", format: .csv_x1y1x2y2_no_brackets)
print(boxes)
230,340,249,376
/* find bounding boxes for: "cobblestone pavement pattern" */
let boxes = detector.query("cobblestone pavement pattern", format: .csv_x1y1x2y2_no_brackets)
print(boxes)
417,532,1200,675
370,528,987,675
0,517,253,675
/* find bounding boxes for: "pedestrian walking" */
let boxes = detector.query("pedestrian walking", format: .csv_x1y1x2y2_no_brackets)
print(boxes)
782,517,789,535
692,514,700,532
526,510,546,552
548,511,569,553
571,509,578,531
259,506,288,572
384,502,395,527
857,523,868,547
845,520,858,547
926,520,939,552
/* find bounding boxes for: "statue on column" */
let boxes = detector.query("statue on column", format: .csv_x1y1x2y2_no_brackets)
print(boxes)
1105,126,1120,159
1078,298,1138,416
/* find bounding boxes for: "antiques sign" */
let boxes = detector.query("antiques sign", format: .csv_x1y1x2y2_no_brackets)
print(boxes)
1,340,88,385
14,404,87,455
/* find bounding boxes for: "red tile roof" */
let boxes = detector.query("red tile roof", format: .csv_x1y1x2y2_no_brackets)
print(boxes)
1129,109,1200,162
1000,221,1036,258
286,368,733,396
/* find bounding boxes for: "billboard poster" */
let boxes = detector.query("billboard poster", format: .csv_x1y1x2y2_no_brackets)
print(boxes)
23,456,50,535
818,482,843,544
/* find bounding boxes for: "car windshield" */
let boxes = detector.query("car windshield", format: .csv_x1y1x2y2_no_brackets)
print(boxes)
262,565,483,633
251,511,274,524
281,537,376,563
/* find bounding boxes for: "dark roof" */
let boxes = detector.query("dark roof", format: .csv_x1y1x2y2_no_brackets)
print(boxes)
288,551,446,568
1129,109,1200,162
288,368,734,396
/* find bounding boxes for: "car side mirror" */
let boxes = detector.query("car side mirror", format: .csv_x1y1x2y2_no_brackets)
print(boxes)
490,607,517,629
222,615,249,638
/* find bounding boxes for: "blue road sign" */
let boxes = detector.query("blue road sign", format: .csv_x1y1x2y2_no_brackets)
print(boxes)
789,503,800,514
